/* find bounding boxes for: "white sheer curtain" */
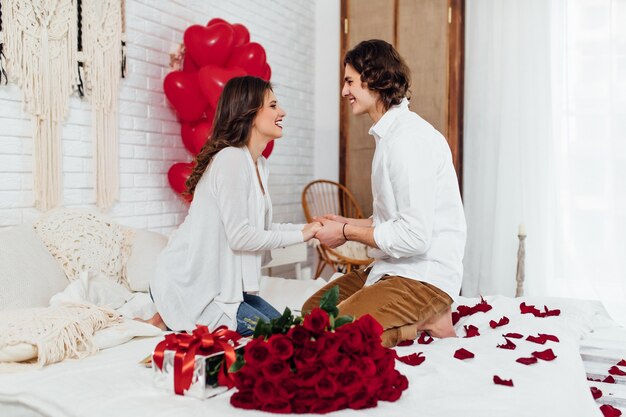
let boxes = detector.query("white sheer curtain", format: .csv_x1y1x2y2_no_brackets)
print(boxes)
463,0,626,325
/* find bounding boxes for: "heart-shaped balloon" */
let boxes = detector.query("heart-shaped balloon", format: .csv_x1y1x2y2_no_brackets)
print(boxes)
182,53,198,73
163,71,208,122
262,140,274,158
261,63,272,81
184,23,235,68
168,162,194,201
198,64,247,109
227,42,266,78
207,18,229,27
232,24,250,48
181,119,212,155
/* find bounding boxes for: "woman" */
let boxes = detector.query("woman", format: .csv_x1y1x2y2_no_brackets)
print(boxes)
149,76,321,335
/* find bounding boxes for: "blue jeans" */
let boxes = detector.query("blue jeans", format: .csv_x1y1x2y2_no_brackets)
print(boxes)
236,293,281,336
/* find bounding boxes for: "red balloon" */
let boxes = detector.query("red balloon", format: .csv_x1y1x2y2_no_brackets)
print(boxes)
184,23,234,68
168,162,194,200
182,53,198,73
262,140,274,158
232,24,250,48
207,18,229,27
163,71,208,122
181,119,212,155
227,42,266,78
261,63,271,81
198,65,246,109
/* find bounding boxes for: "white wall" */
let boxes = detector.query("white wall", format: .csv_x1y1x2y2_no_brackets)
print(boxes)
0,0,330,237
313,0,340,182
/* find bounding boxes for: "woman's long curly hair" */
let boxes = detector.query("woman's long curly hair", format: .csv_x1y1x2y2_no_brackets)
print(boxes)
185,76,272,196
344,39,411,111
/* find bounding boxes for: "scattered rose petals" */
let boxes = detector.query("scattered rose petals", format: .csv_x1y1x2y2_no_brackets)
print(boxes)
453,297,493,325
516,356,538,365
397,352,426,366
503,332,523,339
454,348,474,360
541,333,559,342
590,387,603,400
526,333,559,344
588,377,602,382
603,375,616,384
532,348,557,361
608,366,626,376
417,332,434,345
493,375,514,387
474,296,493,313
617,359,626,366
397,340,414,347
464,325,480,338
600,404,622,417
519,302,560,318
497,337,516,350
489,316,510,329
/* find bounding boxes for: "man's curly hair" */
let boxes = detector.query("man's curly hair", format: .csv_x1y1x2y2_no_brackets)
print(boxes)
344,39,411,111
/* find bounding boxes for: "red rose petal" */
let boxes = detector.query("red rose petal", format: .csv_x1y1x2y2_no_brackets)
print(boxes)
454,348,475,360
453,297,494,325
396,352,426,366
516,356,538,365
493,375,514,387
600,404,622,417
590,386,603,400
603,375,616,384
464,325,480,338
497,337,517,350
608,366,626,376
417,332,433,345
532,348,557,361
489,316,510,329
588,377,602,382
540,333,559,343
520,302,542,316
397,339,414,347
617,359,626,366
474,296,493,313
452,311,460,325
526,334,547,344
503,332,523,339
543,306,561,317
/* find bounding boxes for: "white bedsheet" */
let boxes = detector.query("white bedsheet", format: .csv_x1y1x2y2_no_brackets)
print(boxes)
0,295,618,417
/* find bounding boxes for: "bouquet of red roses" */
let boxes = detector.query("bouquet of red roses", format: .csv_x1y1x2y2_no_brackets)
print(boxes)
229,287,409,413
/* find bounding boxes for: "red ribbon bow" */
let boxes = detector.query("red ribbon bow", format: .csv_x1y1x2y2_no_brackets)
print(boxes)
152,325,242,394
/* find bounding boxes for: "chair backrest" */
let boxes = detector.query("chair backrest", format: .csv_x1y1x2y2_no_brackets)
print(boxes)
302,180,365,222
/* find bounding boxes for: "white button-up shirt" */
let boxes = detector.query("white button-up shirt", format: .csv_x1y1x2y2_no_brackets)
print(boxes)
367,98,466,300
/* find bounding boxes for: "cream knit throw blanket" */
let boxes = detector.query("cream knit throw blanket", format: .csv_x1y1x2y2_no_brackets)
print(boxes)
0,303,121,369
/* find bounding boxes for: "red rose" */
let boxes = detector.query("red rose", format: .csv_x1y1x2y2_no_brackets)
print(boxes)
331,394,349,410
233,367,259,390
311,399,337,414
368,342,389,360
378,386,402,402
303,308,330,335
244,338,270,366
315,373,338,398
337,367,363,396
394,372,409,391
316,332,342,360
322,351,350,372
365,375,384,396
263,358,291,381
295,366,324,388
230,389,256,410
277,376,298,399
261,399,292,414
287,325,311,346
253,380,278,405
336,324,365,354
268,334,294,360
355,314,384,341
294,339,319,369
375,350,397,377
357,357,377,377
349,387,378,410
291,388,317,413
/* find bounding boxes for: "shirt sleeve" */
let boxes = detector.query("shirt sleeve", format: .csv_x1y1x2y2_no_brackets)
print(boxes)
373,132,437,258
212,149,303,251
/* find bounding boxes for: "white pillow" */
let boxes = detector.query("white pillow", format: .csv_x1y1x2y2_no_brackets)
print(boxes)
0,225,68,311
259,276,327,314
126,229,168,292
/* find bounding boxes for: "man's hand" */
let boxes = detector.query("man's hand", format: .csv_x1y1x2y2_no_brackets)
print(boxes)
314,218,346,249
323,214,350,224
301,222,323,241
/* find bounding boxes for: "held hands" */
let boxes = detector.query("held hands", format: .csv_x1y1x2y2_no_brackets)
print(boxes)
302,221,323,242
312,217,347,249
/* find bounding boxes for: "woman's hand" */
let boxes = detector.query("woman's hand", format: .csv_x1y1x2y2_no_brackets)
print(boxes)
322,214,350,224
301,221,323,241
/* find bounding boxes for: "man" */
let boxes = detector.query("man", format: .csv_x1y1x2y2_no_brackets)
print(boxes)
302,39,466,347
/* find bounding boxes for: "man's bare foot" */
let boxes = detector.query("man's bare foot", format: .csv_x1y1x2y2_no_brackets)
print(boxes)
423,307,456,338
135,312,168,331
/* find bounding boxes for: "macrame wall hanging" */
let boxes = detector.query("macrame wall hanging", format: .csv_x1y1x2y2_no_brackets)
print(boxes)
78,0,125,208
0,0,126,210
1,0,79,211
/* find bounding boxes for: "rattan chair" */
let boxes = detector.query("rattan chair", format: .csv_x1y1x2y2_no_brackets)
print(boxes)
302,180,372,277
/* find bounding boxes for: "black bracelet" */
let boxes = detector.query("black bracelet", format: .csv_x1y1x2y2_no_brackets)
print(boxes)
342,223,348,241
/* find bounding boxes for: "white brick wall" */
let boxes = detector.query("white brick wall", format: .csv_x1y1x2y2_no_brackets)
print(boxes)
0,0,319,239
